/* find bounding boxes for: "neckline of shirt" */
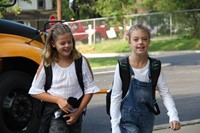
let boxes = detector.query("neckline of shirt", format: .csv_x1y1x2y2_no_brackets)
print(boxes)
55,61,74,69
131,60,149,71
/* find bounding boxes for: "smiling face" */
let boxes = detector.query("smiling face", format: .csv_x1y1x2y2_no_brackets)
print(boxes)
52,33,73,59
129,29,150,56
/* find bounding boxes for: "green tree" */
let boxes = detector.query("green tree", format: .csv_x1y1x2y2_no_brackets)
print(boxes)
94,0,136,22
94,0,136,37
141,0,200,38
58,0,97,20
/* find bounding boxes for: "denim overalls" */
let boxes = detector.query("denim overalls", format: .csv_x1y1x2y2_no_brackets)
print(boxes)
119,66,155,133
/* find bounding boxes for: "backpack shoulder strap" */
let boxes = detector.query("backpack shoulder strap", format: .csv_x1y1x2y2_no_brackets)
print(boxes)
148,57,161,115
106,57,130,116
118,57,130,98
149,57,161,99
75,56,84,92
75,55,87,114
44,65,52,92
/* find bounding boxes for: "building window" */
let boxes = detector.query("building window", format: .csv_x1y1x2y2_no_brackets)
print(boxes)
38,0,45,9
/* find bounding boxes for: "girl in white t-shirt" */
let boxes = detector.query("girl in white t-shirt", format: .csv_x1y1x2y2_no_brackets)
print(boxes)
29,22,99,133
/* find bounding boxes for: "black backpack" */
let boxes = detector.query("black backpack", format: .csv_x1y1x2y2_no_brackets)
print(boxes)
106,57,161,116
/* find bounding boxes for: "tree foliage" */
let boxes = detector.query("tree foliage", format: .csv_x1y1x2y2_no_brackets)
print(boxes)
93,0,137,38
140,0,200,38
140,0,200,12
94,0,135,17
58,0,97,20
94,0,136,25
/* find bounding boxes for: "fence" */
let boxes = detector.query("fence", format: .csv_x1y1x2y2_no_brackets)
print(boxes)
15,9,200,44
63,9,200,45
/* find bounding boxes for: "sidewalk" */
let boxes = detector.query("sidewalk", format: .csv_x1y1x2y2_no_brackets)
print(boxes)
83,50,200,58
153,119,200,133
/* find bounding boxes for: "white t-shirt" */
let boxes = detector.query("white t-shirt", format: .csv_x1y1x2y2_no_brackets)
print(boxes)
29,57,100,100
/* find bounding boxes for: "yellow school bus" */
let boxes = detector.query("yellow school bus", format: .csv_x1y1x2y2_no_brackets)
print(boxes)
0,0,58,132
0,18,44,133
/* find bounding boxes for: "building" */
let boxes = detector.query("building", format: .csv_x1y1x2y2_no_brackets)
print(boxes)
4,0,55,30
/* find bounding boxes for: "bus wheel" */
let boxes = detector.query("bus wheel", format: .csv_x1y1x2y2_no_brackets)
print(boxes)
0,71,40,133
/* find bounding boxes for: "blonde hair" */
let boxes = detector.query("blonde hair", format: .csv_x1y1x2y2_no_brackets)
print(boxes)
42,22,81,66
126,24,151,42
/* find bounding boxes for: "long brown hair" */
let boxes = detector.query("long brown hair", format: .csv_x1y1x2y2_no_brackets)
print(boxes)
42,22,81,66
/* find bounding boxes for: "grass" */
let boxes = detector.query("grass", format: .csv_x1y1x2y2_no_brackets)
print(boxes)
88,57,119,68
149,38,200,51
77,37,200,68
77,39,130,53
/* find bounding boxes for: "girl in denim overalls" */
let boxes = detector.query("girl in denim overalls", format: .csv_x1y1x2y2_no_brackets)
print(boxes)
110,24,181,133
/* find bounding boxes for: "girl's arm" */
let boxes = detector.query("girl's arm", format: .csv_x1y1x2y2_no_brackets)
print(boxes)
31,92,72,113
157,68,181,130
110,63,122,133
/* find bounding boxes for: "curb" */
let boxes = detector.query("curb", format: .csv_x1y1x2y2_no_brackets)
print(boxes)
153,119,200,131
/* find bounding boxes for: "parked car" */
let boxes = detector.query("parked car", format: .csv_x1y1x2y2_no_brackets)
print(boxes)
64,21,108,44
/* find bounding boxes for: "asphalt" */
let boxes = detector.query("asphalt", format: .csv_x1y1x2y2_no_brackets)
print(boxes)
84,50,200,133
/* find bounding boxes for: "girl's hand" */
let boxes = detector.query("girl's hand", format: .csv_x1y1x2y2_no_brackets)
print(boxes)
64,111,80,125
170,121,181,131
57,97,72,113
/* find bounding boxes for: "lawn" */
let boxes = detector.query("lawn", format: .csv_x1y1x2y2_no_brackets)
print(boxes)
76,38,200,68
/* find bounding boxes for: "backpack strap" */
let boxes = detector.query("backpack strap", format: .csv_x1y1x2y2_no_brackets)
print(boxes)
75,56,84,92
149,57,161,99
118,57,130,98
148,57,161,115
106,57,130,116
44,65,52,91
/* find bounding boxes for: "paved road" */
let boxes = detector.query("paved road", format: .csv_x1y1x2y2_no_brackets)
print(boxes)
82,51,200,133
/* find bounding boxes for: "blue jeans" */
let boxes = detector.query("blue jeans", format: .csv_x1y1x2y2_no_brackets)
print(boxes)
49,115,82,133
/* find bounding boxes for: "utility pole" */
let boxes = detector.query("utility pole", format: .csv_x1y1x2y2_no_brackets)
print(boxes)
57,0,62,20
